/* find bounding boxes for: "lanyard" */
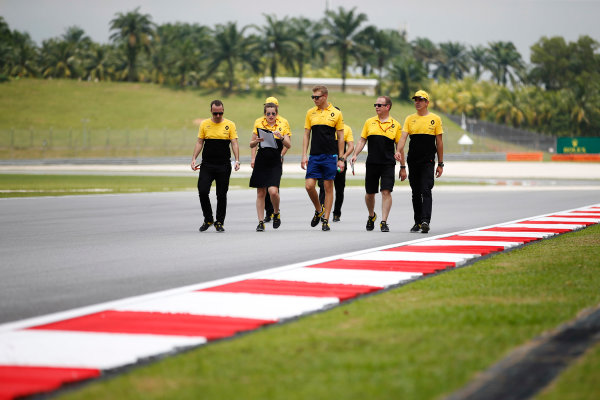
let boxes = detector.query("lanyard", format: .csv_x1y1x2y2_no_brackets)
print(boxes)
376,118,394,133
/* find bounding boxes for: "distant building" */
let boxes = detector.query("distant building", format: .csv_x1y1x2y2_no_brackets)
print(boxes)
259,77,378,96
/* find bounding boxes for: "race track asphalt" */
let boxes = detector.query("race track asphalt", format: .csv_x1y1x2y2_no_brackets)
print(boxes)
1,184,599,324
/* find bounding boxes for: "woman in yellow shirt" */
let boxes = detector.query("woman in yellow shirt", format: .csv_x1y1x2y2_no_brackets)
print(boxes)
249,102,291,231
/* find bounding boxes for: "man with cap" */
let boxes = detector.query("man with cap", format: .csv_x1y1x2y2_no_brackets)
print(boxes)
396,90,444,234
251,96,290,222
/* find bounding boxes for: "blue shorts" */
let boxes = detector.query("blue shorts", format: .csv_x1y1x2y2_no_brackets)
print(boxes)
306,154,338,180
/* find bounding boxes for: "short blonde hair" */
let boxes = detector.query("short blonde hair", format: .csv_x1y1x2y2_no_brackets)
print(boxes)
312,85,328,96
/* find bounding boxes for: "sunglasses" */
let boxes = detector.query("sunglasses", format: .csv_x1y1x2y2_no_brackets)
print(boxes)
374,103,388,107
265,112,277,116
212,112,223,116
413,97,427,102
311,95,322,100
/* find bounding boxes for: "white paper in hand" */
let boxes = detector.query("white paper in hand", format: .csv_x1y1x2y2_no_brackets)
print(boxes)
257,128,277,149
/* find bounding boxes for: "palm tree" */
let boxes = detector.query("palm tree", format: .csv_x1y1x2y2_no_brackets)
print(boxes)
322,7,368,92
411,37,439,78
7,30,38,77
39,38,78,78
487,41,524,86
469,45,489,81
155,23,211,87
289,17,325,90
205,22,261,93
355,26,409,93
568,76,600,135
62,26,92,51
39,26,91,79
492,86,525,126
254,15,296,87
433,42,470,80
172,38,203,87
83,43,115,81
0,17,13,74
109,7,156,82
388,57,427,101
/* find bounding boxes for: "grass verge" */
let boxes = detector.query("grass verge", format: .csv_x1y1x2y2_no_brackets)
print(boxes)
0,174,483,198
58,224,600,400
536,341,600,400
0,79,529,159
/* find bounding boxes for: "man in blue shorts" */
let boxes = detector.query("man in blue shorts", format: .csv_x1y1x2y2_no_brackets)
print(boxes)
301,85,345,231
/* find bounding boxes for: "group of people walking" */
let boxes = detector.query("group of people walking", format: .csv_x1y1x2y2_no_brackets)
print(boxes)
190,86,444,234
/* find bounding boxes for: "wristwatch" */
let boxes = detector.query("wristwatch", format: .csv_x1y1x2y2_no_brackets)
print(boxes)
338,157,345,162
400,165,406,169
438,162,444,167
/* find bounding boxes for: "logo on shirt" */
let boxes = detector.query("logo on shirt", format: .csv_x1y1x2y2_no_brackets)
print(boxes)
430,120,435,125
225,126,229,130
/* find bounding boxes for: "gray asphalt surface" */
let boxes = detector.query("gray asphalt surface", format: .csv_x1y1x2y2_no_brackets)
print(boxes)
1,185,599,324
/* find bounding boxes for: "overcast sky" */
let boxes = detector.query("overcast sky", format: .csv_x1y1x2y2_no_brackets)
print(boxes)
2,0,599,62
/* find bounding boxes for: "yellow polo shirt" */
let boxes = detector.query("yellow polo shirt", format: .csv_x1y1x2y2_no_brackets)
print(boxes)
361,116,402,165
198,118,238,164
304,103,344,155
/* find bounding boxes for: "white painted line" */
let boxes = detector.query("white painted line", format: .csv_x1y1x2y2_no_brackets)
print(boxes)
0,330,204,369
530,217,599,222
115,292,340,321
409,240,518,248
502,223,586,229
458,231,553,238
262,267,421,288
552,214,600,219
344,251,478,265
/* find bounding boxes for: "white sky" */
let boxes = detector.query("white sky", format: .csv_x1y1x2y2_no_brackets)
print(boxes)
2,0,600,62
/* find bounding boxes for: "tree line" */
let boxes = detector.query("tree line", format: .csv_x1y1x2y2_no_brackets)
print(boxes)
1,7,599,137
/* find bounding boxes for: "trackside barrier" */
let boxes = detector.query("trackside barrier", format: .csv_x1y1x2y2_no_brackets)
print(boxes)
551,154,600,162
506,152,544,161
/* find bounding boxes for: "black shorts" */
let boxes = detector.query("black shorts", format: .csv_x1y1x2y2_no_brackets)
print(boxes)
365,163,395,194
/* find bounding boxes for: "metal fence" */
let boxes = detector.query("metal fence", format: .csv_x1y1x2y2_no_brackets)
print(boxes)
0,128,196,158
446,114,557,153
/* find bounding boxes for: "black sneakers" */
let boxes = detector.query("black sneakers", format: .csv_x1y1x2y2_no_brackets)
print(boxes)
256,221,265,232
380,221,390,232
264,213,272,223
410,223,421,233
214,222,225,232
322,219,330,231
311,207,325,227
332,214,340,222
366,213,377,231
199,221,213,232
272,212,281,229
420,221,430,233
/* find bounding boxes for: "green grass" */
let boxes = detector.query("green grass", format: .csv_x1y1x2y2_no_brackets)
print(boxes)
0,174,197,197
0,174,486,198
536,342,600,400
0,79,527,159
57,224,600,400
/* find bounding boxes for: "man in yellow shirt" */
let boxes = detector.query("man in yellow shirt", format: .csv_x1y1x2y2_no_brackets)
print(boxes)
396,90,444,234
302,85,345,231
191,100,240,232
351,96,402,232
